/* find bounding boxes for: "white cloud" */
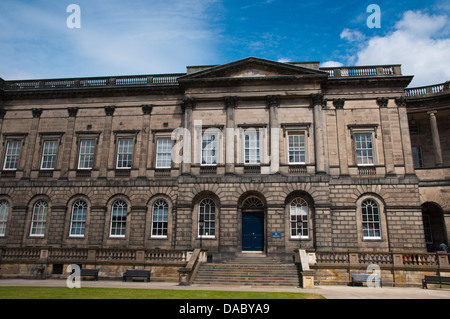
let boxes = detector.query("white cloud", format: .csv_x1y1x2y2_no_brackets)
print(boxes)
320,61,344,68
342,11,450,87
277,58,291,63
340,28,366,42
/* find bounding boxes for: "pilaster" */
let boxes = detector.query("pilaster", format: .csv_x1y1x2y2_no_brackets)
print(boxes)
311,94,326,174
225,96,237,175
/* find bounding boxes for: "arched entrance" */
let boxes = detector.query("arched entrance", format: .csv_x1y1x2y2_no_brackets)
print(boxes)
421,202,448,252
239,195,266,253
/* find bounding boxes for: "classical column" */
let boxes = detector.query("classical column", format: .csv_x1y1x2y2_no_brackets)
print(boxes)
427,111,443,166
225,96,237,175
311,94,326,174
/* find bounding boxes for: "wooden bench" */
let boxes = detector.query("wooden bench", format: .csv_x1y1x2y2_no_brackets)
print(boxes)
351,274,382,287
80,269,99,281
122,270,151,282
422,275,450,289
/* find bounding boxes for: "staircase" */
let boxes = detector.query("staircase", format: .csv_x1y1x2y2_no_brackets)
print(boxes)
193,254,302,287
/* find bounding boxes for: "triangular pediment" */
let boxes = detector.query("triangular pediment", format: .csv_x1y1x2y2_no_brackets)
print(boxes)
178,57,328,82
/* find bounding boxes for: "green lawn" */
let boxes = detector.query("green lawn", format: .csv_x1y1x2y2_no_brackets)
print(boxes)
0,286,324,299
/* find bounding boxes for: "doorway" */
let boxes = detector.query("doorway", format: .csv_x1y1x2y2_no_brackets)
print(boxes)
242,212,264,252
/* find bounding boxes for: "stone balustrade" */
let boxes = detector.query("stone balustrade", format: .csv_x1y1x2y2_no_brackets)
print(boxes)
3,74,184,91
320,65,401,77
0,247,189,265
296,249,450,287
405,81,450,98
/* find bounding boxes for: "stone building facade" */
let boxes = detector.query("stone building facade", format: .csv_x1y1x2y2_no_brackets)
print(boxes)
0,57,448,269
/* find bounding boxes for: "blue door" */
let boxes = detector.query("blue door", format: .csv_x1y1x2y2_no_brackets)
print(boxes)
242,212,264,251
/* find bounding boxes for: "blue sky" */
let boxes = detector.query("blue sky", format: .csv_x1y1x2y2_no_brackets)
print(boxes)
0,0,449,87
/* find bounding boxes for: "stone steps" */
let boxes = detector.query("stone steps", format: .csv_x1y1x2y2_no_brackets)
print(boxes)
193,254,302,287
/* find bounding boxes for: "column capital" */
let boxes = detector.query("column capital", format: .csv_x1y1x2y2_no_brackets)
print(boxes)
104,105,115,116
376,97,389,108
310,93,326,108
32,108,43,118
67,107,79,117
224,96,237,109
141,104,153,115
181,97,196,112
266,95,280,108
394,96,406,107
332,98,345,109
427,110,438,116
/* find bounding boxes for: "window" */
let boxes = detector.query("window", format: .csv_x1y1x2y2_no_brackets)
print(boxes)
355,133,374,165
290,198,309,238
361,199,381,239
151,200,168,237
422,215,433,244
288,133,305,164
70,200,87,237
156,138,172,168
110,200,127,237
0,200,10,236
3,141,21,170
30,200,48,236
41,141,58,169
201,133,217,165
116,139,133,169
78,139,95,169
198,199,216,237
244,131,260,164
412,146,423,168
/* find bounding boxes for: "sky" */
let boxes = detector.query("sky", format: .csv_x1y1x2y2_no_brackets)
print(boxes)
0,0,449,87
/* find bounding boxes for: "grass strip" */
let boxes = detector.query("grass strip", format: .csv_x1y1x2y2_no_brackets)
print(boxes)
0,286,324,299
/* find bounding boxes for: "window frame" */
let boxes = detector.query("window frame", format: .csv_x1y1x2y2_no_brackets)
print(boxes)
354,133,375,166
115,138,134,169
77,139,96,170
361,199,382,240
348,125,378,167
30,200,48,237
244,130,261,165
69,200,88,237
287,132,306,165
40,140,59,170
198,198,216,238
3,140,22,171
289,197,309,239
201,132,219,166
109,200,128,238
0,200,10,237
412,146,423,168
151,199,169,238
422,214,433,244
155,137,172,169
